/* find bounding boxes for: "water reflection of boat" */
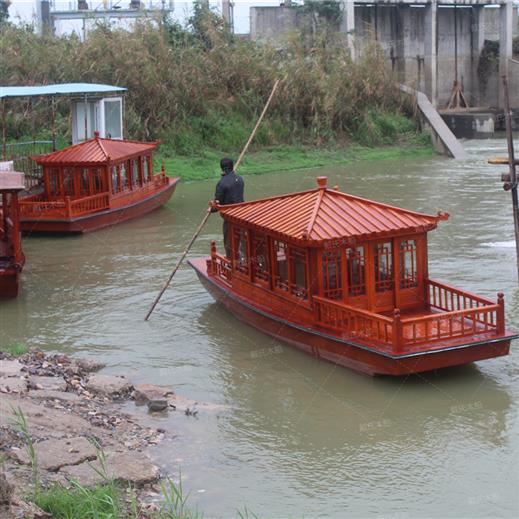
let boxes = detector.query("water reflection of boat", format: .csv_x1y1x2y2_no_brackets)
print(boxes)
196,303,512,450
19,134,179,234
0,171,25,297
190,176,518,376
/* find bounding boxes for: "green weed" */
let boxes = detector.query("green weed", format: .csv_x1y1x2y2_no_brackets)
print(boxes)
3,343,28,357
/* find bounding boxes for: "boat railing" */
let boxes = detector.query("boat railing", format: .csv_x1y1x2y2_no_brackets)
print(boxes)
19,198,68,218
209,249,232,283
314,289,505,353
426,278,495,311
400,303,501,347
69,193,110,216
314,296,394,347
153,171,169,187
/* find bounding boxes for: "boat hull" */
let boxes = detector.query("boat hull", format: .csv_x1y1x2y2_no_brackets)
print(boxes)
189,259,513,376
0,267,20,298
21,179,179,234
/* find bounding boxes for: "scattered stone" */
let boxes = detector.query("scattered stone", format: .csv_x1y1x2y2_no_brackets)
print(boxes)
133,384,174,404
0,360,24,378
27,390,80,403
86,374,133,398
72,358,106,373
147,400,168,413
12,437,97,471
28,376,67,392
0,471,13,505
10,495,51,518
0,377,27,394
60,451,159,487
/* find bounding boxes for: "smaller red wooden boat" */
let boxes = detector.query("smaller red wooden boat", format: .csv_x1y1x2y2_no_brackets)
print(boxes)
190,176,518,376
0,171,25,297
19,133,179,233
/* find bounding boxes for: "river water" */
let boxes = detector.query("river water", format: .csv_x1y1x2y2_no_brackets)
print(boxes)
1,140,518,518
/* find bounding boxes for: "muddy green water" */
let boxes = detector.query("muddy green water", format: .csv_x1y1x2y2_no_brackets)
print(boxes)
1,140,518,518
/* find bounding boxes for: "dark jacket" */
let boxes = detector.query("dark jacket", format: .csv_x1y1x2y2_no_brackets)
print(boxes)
214,171,244,206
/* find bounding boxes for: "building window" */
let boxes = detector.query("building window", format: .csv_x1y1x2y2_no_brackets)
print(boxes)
63,168,74,196
399,239,418,289
290,246,307,299
347,246,366,296
374,241,394,293
323,250,342,300
232,227,249,275
273,240,289,291
251,234,269,284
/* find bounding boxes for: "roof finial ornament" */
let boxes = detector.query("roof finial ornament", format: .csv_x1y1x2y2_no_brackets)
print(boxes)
94,131,100,139
317,176,327,189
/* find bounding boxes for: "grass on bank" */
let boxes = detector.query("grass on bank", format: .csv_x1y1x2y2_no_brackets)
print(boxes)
8,407,252,519
158,141,434,182
3,343,29,357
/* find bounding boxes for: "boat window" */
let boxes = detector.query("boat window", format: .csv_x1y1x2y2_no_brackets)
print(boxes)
399,239,418,289
111,167,118,194
290,247,307,299
80,169,90,196
93,169,103,192
347,246,366,296
232,227,249,275
132,160,140,186
273,240,289,291
323,250,342,300
63,168,73,196
142,156,150,182
374,241,394,293
120,163,128,189
48,169,59,197
251,234,269,283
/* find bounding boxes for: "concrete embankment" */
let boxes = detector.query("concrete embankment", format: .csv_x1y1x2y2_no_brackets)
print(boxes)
0,349,219,518
401,84,468,160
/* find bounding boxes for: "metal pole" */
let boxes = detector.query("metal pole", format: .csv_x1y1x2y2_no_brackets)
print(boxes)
502,75,519,280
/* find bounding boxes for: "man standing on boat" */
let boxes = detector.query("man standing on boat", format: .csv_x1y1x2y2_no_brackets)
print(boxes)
211,157,245,258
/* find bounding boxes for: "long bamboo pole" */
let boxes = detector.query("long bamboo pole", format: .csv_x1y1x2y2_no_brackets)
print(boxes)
502,75,519,281
145,79,281,320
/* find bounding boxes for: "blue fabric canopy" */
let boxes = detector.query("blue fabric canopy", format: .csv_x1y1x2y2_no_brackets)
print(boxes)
0,83,126,99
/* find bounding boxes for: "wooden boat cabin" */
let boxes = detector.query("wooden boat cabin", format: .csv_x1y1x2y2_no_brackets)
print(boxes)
190,176,517,376
19,133,179,233
0,171,25,297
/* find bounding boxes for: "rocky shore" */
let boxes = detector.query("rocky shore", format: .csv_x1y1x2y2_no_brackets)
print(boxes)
0,349,210,518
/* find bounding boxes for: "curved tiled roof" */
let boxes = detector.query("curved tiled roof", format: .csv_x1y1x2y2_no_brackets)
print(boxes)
33,136,158,165
219,177,448,245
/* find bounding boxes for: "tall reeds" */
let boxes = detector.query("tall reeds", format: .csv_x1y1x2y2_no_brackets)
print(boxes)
0,8,409,151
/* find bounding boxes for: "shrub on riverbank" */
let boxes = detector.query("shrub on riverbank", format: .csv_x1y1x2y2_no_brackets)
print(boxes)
0,4,418,157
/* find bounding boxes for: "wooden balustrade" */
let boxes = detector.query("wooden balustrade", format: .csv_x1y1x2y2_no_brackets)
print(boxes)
313,284,504,352
314,296,394,346
427,278,494,311
400,304,499,346
19,199,68,218
212,253,232,282
69,193,110,216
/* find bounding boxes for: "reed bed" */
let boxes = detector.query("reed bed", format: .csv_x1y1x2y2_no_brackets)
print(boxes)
1,6,413,153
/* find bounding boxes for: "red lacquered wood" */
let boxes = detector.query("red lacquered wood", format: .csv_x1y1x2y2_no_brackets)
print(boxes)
0,171,25,298
192,177,517,376
20,137,179,234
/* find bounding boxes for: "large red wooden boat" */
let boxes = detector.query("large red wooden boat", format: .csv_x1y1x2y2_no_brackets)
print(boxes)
190,176,517,376
19,134,179,233
0,171,25,297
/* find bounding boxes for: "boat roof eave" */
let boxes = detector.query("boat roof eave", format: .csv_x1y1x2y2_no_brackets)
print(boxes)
222,213,439,247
